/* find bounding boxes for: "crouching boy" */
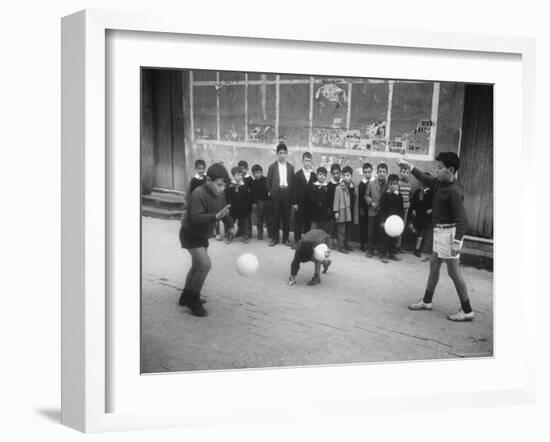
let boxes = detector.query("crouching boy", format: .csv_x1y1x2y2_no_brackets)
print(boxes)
287,229,332,286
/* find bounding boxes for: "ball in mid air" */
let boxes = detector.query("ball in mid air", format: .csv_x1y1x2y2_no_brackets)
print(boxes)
384,215,405,238
236,253,259,277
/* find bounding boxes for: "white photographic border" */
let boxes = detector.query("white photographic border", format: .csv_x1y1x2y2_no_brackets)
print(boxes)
61,9,537,433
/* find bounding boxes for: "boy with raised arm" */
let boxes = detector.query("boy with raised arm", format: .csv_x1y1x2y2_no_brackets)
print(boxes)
398,153,473,322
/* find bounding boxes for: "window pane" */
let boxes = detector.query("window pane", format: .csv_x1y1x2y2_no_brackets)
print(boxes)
390,82,433,155
279,83,310,146
193,85,217,139
220,85,245,142
247,83,277,144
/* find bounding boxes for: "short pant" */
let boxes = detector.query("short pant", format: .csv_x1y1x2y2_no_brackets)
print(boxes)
433,225,459,259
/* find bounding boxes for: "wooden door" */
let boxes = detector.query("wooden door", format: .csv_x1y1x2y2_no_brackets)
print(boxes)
458,84,493,238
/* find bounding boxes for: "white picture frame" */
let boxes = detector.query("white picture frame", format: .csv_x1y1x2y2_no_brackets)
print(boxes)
61,9,537,433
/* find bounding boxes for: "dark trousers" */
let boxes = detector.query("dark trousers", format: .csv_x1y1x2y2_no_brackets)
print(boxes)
294,204,312,241
359,211,368,247
255,200,272,238
380,232,398,257
235,216,250,240
336,222,352,248
367,214,383,253
271,188,291,242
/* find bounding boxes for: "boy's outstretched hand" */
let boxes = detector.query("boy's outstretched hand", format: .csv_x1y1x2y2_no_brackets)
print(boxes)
216,204,231,220
397,159,413,170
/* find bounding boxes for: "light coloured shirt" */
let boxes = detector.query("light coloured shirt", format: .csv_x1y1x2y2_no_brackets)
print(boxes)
303,169,312,184
278,161,288,186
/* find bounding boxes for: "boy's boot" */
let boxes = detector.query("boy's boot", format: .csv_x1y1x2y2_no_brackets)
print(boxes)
178,288,192,307
307,275,321,286
179,288,205,307
188,291,208,317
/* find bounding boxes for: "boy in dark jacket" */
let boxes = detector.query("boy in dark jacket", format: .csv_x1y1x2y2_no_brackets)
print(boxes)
189,159,206,195
326,163,342,245
292,152,317,242
308,167,331,234
409,181,433,257
378,174,404,263
225,166,253,244
238,160,253,238
357,162,373,251
250,164,271,240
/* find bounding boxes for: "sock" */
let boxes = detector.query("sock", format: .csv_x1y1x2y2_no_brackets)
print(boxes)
461,300,472,314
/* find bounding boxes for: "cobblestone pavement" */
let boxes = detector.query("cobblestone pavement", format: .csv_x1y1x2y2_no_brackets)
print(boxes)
141,217,493,373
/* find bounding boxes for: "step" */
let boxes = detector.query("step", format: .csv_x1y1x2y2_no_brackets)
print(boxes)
142,192,185,210
141,206,183,220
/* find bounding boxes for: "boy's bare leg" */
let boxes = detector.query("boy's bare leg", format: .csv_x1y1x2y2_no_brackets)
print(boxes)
446,259,472,312
184,266,195,290
314,260,321,275
188,248,212,293
423,252,442,303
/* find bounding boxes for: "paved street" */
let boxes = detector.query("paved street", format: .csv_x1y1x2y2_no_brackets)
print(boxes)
141,217,493,373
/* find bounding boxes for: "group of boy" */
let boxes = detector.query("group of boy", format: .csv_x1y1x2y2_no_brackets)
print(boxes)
188,143,428,263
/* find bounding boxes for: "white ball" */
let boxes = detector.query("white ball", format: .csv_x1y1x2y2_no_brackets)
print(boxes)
384,215,405,237
236,253,259,277
313,243,330,261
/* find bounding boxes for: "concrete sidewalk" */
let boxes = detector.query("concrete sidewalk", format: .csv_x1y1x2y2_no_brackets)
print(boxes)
141,217,493,373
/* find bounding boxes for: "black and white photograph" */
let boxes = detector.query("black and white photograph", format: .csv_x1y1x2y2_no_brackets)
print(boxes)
140,68,493,373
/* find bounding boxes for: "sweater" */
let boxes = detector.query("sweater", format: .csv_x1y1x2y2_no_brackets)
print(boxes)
398,177,412,210
410,167,468,240
378,190,404,222
250,176,270,203
225,181,253,219
181,184,234,238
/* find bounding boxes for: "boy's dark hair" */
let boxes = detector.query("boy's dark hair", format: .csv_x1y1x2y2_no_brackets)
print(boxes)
302,151,312,160
387,174,399,184
362,162,373,171
342,165,353,175
377,162,388,172
206,163,229,181
316,166,327,175
251,164,263,173
276,143,288,153
194,159,206,168
231,166,243,176
436,152,460,172
295,242,314,263
238,160,249,169
330,163,341,173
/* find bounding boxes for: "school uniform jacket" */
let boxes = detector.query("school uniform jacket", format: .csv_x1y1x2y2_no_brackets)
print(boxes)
364,179,387,217
308,182,331,222
333,184,353,223
292,169,317,207
266,160,295,198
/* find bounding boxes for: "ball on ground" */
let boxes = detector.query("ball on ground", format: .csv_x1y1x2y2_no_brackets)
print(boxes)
313,243,330,261
384,215,404,237
236,253,259,277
